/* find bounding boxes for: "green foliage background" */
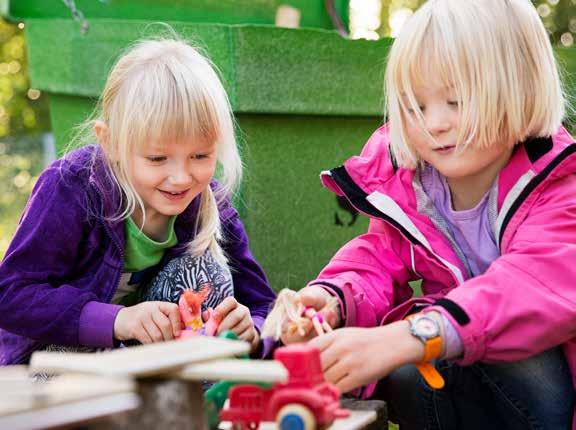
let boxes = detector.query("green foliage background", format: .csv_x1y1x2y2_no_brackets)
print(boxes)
0,0,574,258
0,19,49,256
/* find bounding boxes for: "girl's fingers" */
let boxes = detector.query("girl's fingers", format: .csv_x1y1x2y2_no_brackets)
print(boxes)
334,374,356,394
138,321,154,344
213,297,238,318
157,302,182,338
297,289,327,309
321,308,339,328
308,330,334,352
324,360,349,387
228,315,251,334
236,325,255,342
151,310,173,341
308,332,341,372
217,306,248,334
142,318,164,343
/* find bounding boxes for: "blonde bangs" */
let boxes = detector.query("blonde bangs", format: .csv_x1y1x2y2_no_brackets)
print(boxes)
386,3,469,167
387,14,465,168
107,52,222,156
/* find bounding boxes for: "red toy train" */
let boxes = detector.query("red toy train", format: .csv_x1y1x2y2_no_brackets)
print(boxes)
220,344,350,430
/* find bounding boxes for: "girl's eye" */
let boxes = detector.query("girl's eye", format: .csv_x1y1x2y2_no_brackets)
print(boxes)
407,106,425,114
192,154,209,160
146,156,166,163
448,100,460,107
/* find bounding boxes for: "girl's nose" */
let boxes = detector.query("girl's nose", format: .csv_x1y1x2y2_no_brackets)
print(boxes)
169,166,192,185
425,108,451,135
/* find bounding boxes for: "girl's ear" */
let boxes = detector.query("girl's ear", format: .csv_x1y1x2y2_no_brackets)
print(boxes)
94,120,109,148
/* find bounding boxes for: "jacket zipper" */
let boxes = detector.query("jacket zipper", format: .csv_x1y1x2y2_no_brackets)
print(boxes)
329,166,464,287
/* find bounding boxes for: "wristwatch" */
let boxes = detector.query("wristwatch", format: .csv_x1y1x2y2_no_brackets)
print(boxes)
405,313,445,389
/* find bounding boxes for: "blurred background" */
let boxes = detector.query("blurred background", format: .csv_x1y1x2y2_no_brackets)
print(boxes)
0,0,574,258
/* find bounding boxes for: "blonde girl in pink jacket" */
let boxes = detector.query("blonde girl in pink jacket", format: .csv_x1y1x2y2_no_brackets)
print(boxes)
281,0,576,428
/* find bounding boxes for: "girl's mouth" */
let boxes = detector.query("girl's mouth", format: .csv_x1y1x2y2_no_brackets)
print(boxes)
159,189,189,201
434,145,455,154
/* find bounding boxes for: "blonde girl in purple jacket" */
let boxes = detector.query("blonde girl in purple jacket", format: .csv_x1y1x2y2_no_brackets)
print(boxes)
0,38,276,365
281,0,576,428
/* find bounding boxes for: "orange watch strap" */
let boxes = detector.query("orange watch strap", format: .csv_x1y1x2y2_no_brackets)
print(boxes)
422,335,443,362
415,362,445,389
406,314,445,389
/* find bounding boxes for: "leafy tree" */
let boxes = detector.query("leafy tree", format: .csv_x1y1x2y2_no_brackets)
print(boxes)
379,0,574,45
0,18,49,257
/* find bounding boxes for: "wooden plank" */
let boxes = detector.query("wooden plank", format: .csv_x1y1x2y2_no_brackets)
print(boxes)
330,410,378,430
174,359,288,383
0,393,139,430
0,373,138,430
29,336,250,378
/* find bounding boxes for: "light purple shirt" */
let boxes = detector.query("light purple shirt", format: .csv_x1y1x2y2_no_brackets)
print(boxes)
421,166,500,358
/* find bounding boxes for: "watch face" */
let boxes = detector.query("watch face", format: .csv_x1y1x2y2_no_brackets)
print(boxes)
414,317,439,338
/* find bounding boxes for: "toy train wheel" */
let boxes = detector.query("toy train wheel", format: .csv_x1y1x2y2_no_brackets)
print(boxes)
277,404,316,430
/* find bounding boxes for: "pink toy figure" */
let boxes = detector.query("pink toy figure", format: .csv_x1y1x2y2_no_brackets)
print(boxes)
203,307,224,336
262,289,338,341
178,284,212,339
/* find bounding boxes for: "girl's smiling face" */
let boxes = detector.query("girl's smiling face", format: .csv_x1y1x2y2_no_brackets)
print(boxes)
129,137,217,227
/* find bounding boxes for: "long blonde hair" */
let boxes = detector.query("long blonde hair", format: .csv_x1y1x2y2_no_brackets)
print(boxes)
384,0,565,168
73,38,241,265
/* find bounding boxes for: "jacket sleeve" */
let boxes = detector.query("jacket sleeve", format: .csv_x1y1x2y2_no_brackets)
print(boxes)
0,166,120,348
430,175,576,365
219,198,277,334
309,219,414,328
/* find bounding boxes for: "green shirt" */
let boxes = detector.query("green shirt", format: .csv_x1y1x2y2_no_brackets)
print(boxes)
123,216,178,272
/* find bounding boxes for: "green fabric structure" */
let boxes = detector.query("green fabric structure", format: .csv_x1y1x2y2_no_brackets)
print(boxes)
1,0,349,29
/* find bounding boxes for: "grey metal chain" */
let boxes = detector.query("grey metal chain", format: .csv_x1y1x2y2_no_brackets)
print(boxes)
61,0,89,34
61,0,107,35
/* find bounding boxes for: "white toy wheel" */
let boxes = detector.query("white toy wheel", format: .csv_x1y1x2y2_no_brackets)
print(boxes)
276,404,316,430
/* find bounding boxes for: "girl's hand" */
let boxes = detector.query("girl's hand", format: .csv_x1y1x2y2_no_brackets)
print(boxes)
280,286,341,345
213,297,260,352
114,301,183,344
308,321,424,393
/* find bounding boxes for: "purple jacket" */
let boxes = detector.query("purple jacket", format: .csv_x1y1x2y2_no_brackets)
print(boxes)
0,145,276,364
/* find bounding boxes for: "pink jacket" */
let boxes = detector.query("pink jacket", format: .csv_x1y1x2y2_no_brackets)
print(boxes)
312,125,576,426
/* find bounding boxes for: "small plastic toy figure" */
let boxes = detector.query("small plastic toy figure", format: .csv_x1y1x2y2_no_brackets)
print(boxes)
178,284,222,339
299,305,333,337
261,289,338,341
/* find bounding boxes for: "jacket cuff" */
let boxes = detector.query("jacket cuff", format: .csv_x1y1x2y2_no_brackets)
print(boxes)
251,315,265,333
252,336,280,359
424,303,486,365
78,301,123,348
250,315,280,359
308,280,357,327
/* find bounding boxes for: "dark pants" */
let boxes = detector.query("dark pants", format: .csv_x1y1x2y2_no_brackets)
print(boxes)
375,347,574,430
